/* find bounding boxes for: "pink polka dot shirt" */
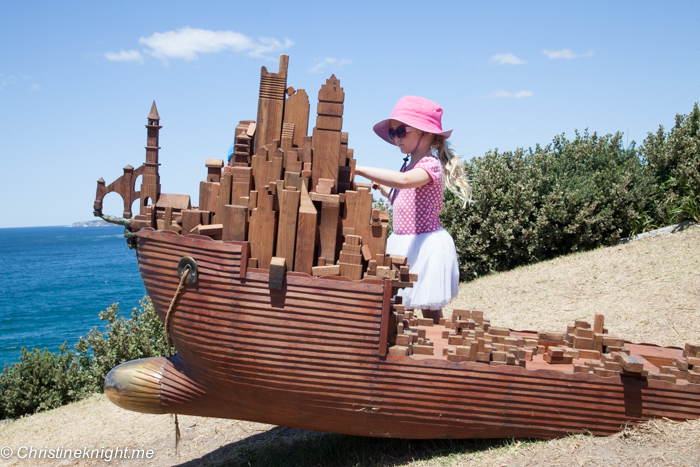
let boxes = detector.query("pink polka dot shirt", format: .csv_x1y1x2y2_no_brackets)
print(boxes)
392,155,444,235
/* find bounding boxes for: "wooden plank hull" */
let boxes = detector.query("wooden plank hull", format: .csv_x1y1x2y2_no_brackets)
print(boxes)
104,228,700,439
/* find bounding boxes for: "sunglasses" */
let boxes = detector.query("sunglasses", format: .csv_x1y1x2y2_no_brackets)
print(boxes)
388,125,414,141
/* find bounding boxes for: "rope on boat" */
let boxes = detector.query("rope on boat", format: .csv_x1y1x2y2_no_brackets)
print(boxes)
163,265,190,454
165,266,189,356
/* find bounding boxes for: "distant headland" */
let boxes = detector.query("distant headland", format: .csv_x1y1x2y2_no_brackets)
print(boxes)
71,219,112,227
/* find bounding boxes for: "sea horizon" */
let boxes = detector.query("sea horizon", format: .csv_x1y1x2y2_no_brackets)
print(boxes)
0,220,115,229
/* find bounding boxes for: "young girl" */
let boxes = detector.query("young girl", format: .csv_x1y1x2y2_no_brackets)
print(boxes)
355,96,472,323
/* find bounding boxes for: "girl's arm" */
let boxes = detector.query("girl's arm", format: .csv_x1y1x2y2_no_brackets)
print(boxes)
355,165,431,190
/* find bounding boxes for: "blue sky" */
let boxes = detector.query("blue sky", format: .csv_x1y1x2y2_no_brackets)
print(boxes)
1,1,698,228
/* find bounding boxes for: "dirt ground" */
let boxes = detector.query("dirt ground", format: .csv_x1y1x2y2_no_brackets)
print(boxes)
1,225,699,467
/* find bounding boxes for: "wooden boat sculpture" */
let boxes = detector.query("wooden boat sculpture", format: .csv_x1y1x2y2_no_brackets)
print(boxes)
95,55,700,439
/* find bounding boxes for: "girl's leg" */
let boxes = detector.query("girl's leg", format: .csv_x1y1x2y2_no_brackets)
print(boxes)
421,308,443,324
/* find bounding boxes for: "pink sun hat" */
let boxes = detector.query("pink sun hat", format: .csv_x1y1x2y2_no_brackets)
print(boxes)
373,95,453,145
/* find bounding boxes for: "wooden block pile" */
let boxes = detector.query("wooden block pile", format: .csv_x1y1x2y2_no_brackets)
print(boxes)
387,300,436,356
385,305,700,386
439,309,536,368
383,301,700,387
681,344,700,384
363,253,418,294
129,194,193,232
540,314,623,362
560,316,700,385
543,347,574,364
574,350,657,379
550,315,630,376
124,55,410,286
337,234,363,280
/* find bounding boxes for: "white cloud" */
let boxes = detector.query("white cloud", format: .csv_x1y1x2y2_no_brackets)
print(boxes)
491,53,526,65
251,36,294,57
103,27,293,65
104,50,144,63
30,84,42,90
480,90,534,99
138,27,292,62
543,48,594,59
309,57,352,73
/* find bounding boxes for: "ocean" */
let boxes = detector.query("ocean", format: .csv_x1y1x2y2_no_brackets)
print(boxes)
0,225,146,368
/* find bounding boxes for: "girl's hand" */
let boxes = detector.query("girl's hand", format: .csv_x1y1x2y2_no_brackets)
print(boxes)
371,182,390,198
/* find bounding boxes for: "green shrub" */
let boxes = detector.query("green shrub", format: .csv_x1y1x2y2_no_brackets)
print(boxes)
0,297,168,419
0,344,93,419
442,131,654,280
641,103,700,225
75,297,169,389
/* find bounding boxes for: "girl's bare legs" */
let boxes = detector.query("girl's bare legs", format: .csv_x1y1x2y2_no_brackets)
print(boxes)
421,308,443,324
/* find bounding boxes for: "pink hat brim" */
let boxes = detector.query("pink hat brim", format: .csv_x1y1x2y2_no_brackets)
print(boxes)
373,118,452,145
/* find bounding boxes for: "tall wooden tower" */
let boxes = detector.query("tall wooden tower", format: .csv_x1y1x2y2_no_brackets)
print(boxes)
254,55,288,153
140,101,162,214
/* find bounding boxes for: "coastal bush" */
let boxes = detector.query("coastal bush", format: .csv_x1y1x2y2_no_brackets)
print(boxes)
641,103,700,225
75,297,169,388
442,130,654,280
0,297,167,419
441,104,699,280
0,344,93,419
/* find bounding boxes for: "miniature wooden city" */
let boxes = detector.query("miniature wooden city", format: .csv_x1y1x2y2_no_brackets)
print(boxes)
94,55,406,289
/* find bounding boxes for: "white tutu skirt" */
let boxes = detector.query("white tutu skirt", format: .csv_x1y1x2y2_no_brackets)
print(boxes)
386,227,459,310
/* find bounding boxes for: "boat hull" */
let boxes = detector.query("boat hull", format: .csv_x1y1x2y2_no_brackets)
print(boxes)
106,228,700,439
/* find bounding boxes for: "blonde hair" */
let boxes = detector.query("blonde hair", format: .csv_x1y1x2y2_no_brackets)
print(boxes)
431,135,473,207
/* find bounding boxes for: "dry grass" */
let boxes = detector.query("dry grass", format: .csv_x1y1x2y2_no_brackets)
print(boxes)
408,418,700,467
1,225,699,466
0,393,284,466
447,225,700,348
